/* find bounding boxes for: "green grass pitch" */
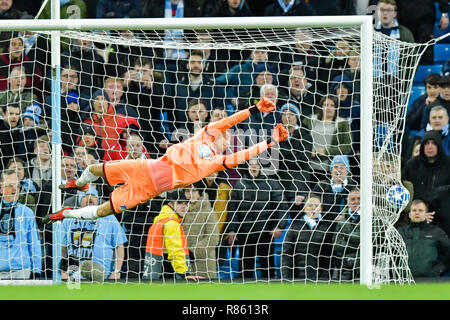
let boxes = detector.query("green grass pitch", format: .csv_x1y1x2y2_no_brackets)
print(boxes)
0,282,449,300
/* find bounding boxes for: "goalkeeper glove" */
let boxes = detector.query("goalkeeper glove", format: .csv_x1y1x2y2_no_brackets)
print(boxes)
249,97,276,115
268,123,289,145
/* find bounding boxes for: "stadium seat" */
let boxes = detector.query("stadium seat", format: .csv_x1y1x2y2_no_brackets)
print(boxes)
413,64,442,84
434,44,450,63
407,86,426,113
217,247,241,280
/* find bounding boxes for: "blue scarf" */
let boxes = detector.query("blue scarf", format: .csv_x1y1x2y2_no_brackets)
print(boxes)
374,18,401,77
348,208,360,222
331,177,348,194
303,213,322,230
277,0,294,13
164,0,186,59
426,123,449,136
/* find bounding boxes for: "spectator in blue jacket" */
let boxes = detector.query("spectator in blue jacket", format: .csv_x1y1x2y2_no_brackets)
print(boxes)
0,169,42,280
96,0,142,18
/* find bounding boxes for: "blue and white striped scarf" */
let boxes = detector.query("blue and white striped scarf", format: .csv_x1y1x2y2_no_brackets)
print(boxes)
164,0,187,59
374,18,401,77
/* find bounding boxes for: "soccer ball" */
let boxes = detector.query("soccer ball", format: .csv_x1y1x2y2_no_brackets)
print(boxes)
386,184,410,210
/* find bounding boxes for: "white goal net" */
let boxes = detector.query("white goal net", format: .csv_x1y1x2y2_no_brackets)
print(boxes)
0,17,439,284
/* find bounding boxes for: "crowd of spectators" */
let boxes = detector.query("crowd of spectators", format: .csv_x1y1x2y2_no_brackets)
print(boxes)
0,0,449,282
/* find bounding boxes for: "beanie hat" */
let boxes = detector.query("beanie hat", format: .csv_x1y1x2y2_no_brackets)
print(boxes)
22,103,41,125
66,91,79,105
77,188,99,207
253,62,274,79
329,155,350,172
280,102,301,123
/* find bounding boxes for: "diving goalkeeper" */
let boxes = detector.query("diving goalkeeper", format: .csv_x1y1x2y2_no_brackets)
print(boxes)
43,98,288,223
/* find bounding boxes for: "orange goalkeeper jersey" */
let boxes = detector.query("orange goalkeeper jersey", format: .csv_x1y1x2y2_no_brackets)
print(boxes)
149,108,271,194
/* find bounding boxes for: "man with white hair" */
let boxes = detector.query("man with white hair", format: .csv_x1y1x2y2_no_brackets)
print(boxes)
406,105,450,156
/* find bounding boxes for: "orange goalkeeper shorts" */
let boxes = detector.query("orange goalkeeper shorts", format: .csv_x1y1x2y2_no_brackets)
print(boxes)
104,159,161,213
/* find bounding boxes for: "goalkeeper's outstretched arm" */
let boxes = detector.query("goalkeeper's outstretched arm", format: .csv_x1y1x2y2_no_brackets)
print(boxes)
206,97,276,135
222,123,289,171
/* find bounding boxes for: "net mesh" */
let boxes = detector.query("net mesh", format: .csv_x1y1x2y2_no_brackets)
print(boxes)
0,24,436,284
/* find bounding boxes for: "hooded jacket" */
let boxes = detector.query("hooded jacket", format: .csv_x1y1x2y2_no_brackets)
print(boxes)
83,90,140,151
144,204,190,277
402,130,450,235
402,130,450,201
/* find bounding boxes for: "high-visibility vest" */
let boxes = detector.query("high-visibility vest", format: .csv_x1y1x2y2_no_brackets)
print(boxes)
143,217,189,279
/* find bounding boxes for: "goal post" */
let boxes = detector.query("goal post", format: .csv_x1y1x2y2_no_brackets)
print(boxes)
0,14,430,285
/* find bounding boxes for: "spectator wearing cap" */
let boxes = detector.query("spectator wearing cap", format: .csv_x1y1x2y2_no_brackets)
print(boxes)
312,155,358,220
0,66,37,118
22,103,41,128
143,189,202,281
278,102,313,204
311,154,358,280
420,75,450,131
182,184,220,280
21,103,46,160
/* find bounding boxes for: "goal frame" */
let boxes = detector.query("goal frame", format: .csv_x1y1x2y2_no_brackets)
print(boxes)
0,15,374,286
